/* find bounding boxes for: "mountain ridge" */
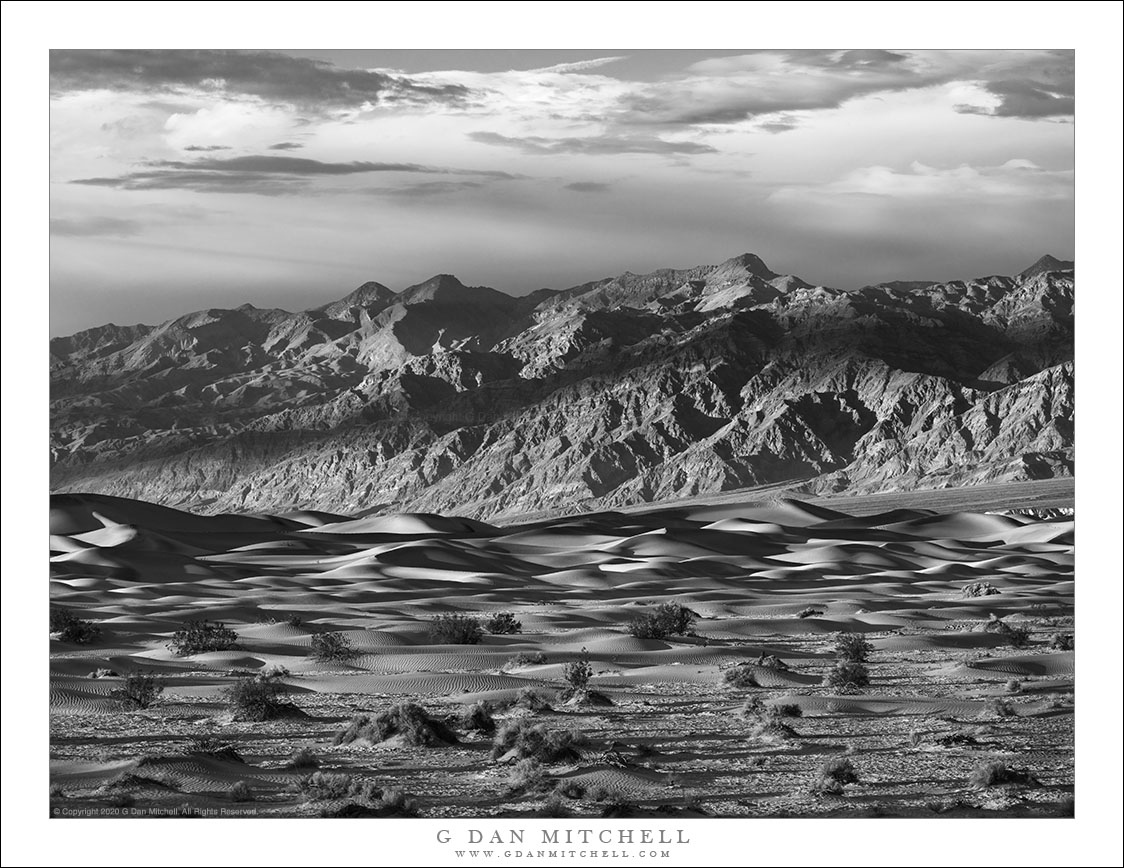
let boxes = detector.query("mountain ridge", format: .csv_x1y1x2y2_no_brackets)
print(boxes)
50,251,1074,520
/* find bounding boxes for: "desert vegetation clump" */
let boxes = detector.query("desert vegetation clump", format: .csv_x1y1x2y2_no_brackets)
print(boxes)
334,703,458,747
457,701,497,734
505,758,551,795
491,719,585,763
797,607,824,618
484,612,522,635
962,581,1001,598
428,613,484,645
722,664,760,689
538,791,571,817
834,632,873,663
981,614,1032,647
558,647,596,701
742,698,801,741
188,736,245,762
512,687,553,713
222,670,293,721
1048,632,1074,651
310,630,356,662
627,602,697,640
285,746,320,770
809,757,859,796
167,619,238,656
503,651,547,670
824,660,870,692
969,760,1040,788
111,671,166,710
754,653,790,670
298,771,381,803
230,781,255,802
50,607,101,644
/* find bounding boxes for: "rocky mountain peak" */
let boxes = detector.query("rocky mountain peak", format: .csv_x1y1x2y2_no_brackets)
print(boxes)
1019,254,1074,280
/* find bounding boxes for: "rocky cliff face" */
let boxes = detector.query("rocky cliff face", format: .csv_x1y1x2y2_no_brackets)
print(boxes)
50,253,1074,519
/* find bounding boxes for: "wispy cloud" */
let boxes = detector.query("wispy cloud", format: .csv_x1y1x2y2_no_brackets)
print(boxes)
183,144,231,152
49,49,470,111
49,216,143,237
72,154,520,195
525,56,628,75
564,181,611,193
267,141,304,151
772,159,1073,202
469,131,715,156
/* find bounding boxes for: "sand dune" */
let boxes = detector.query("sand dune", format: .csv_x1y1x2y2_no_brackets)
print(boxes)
49,486,1074,818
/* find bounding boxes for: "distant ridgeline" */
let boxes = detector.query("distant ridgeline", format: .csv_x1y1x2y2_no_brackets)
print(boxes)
49,253,1074,519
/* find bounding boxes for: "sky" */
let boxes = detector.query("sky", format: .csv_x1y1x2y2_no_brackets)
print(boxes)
48,48,1075,336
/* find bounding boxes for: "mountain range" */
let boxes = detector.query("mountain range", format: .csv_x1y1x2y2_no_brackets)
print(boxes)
49,252,1074,520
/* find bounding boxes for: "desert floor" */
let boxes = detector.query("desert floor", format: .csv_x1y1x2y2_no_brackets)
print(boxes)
49,478,1074,818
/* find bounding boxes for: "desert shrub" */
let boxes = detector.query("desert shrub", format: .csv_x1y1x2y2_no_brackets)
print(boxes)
824,660,870,691
503,651,547,670
50,607,101,644
1048,632,1074,651
969,761,1039,788
809,757,859,795
754,653,790,670
742,698,801,718
742,698,800,741
111,671,166,710
457,701,496,734
1006,624,1032,648
89,667,116,679
484,612,522,635
230,781,254,802
188,736,244,763
428,613,483,645
286,614,303,628
505,758,549,795
167,619,238,656
106,793,135,808
298,771,380,802
334,703,458,747
627,602,697,640
962,581,1000,598
556,780,586,799
982,697,1016,718
491,719,585,763
1005,679,1022,694
49,783,65,798
377,787,419,816
834,632,872,663
561,648,593,695
310,630,356,662
512,687,552,713
222,673,289,721
797,607,824,619
722,664,760,689
539,791,571,817
286,746,320,770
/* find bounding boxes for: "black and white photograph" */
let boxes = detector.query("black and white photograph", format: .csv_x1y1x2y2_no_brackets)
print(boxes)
4,2,1123,866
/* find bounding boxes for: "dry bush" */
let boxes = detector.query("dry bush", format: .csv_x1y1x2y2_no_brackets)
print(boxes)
167,619,238,656
962,581,1000,598
50,608,101,644
222,672,291,721
111,671,166,710
824,660,870,691
722,665,760,688
334,703,458,747
484,612,522,635
969,761,1040,788
491,720,585,763
428,614,483,645
310,630,356,662
834,632,873,662
627,602,697,640
809,757,859,795
457,701,496,734
503,651,547,670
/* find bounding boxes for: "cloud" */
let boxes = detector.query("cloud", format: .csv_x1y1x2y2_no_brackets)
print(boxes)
772,159,1073,202
469,131,716,156
49,49,469,111
957,79,1074,120
49,216,142,237
267,141,304,150
564,181,610,193
368,181,485,199
525,56,628,74
71,154,520,194
617,49,1074,127
183,144,230,152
